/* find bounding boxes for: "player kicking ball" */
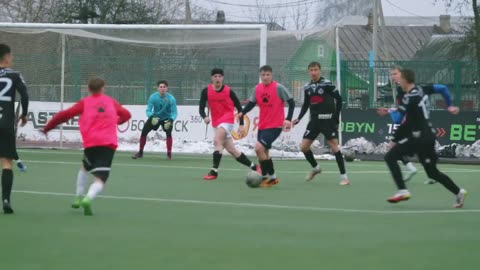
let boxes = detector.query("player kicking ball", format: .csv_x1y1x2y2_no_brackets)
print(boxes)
239,65,295,187
292,62,349,185
132,80,177,160
384,69,467,208
43,78,131,215
199,68,258,180
0,44,29,214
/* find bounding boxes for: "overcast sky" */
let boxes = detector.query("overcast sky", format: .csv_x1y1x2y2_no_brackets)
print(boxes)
193,0,473,29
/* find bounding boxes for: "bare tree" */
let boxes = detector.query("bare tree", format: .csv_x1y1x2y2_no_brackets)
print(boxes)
315,0,373,27
0,0,56,22
289,2,310,31
247,0,287,30
435,0,480,62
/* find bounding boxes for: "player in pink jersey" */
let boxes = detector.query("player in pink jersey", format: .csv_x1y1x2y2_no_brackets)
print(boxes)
199,68,258,180
43,78,131,215
239,65,295,187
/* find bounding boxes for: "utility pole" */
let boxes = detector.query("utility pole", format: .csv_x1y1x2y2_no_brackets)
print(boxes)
185,0,192,23
372,0,379,106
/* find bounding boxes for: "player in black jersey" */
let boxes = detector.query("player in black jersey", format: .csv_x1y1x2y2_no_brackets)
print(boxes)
293,62,349,185
384,69,467,208
378,66,459,184
0,44,29,214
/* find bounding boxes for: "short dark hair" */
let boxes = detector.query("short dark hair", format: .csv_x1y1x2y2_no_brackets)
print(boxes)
400,69,415,84
0,44,11,60
88,77,105,93
211,68,224,76
390,64,402,71
308,62,321,69
157,80,168,87
259,65,273,73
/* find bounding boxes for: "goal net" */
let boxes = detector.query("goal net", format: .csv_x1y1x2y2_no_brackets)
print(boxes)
1,23,337,155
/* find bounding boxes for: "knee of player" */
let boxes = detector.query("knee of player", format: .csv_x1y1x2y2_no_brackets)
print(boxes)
255,143,265,154
300,144,310,153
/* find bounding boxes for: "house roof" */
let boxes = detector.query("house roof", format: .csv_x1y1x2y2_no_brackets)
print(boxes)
338,25,434,61
412,34,471,60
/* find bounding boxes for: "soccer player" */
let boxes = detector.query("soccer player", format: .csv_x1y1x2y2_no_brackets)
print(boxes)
377,65,459,183
132,80,177,160
0,44,29,214
199,68,258,180
239,65,295,187
43,77,131,215
384,69,467,208
292,62,349,185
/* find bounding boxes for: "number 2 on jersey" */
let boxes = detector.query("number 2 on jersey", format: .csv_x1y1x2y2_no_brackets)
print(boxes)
0,77,13,102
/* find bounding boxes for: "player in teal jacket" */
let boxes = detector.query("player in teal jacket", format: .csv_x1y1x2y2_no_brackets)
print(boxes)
132,80,177,160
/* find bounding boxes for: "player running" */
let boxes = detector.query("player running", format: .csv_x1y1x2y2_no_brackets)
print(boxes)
377,65,459,184
132,80,177,160
384,69,467,208
199,68,258,180
292,62,349,185
239,65,295,187
43,77,131,215
0,44,29,214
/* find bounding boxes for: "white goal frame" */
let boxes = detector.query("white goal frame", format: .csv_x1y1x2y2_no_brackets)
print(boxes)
0,23,268,147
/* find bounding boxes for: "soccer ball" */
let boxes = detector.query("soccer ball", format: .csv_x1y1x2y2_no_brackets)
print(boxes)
245,171,263,188
344,151,356,162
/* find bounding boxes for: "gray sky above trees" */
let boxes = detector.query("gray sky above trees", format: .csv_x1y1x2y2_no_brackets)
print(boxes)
194,0,473,29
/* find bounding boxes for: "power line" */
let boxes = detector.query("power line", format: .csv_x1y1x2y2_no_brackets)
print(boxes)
204,0,318,9
384,0,440,23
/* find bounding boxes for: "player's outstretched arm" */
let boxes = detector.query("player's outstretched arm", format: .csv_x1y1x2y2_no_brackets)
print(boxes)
43,100,84,133
198,88,208,119
169,95,178,121
145,94,154,118
114,101,131,125
294,90,310,125
16,74,29,126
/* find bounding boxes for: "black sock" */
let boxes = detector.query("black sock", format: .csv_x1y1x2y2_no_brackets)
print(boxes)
385,151,406,190
236,153,255,169
266,158,275,176
259,160,269,177
2,169,13,203
424,165,460,195
400,156,409,166
213,151,223,170
334,151,346,175
303,150,318,168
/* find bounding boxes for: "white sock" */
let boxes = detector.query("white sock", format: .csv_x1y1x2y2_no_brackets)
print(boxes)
340,174,348,180
398,189,410,195
313,164,320,170
270,174,277,180
405,162,416,172
76,169,88,197
85,181,104,200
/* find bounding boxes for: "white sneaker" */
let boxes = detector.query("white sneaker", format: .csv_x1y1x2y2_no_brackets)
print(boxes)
403,168,417,182
305,167,322,181
454,189,468,208
339,174,350,186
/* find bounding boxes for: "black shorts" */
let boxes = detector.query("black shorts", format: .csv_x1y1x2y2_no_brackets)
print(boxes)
82,146,115,182
0,128,18,160
303,119,338,141
393,138,438,164
142,116,173,136
257,128,282,149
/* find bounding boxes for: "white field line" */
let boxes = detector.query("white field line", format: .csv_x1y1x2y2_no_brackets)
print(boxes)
22,159,480,174
14,190,480,214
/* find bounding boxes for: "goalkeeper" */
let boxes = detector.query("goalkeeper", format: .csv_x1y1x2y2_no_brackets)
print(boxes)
132,80,177,160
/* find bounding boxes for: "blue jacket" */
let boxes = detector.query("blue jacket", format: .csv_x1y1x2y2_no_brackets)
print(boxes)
146,92,177,120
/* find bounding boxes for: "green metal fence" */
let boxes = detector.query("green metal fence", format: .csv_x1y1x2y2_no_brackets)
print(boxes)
341,60,480,111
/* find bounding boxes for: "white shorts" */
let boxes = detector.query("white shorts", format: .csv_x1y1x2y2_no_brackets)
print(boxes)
214,123,234,139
